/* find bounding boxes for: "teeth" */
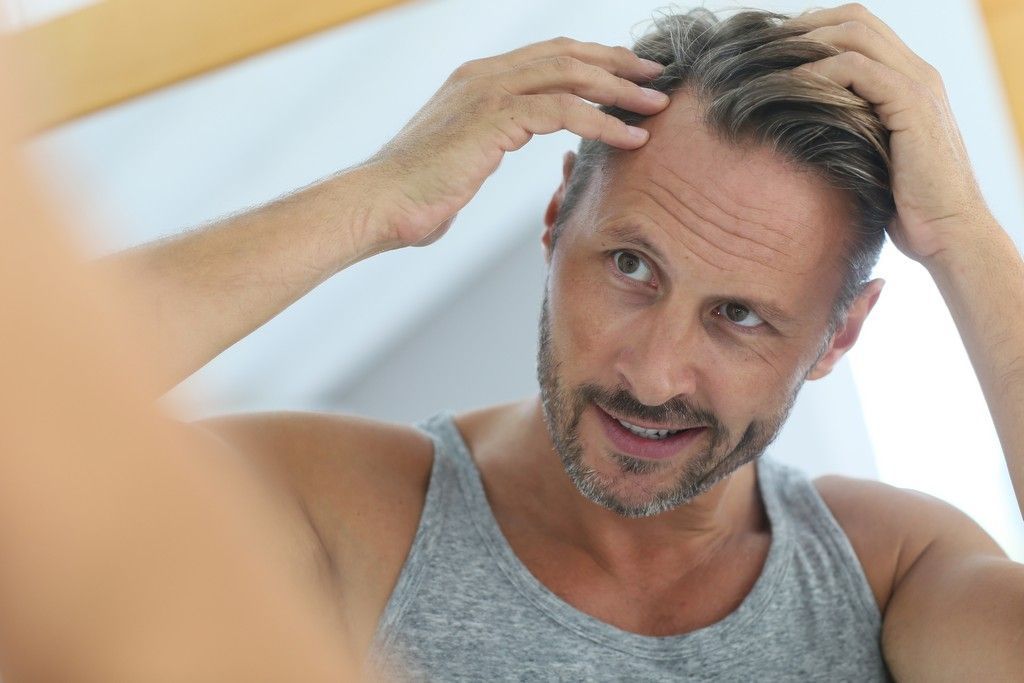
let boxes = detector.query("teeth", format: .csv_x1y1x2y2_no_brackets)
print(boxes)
616,418,683,440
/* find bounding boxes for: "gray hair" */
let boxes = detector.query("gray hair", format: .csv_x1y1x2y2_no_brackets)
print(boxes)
553,8,895,332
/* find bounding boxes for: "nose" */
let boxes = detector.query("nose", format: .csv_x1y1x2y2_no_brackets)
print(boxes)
613,308,702,408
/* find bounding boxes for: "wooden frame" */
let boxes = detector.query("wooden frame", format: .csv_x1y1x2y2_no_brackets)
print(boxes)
7,0,1024,155
9,0,408,132
979,0,1024,152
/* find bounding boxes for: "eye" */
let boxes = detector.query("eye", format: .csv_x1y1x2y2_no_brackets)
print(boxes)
714,302,764,329
611,250,653,284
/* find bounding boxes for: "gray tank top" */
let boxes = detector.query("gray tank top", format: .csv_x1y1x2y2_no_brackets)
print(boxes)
368,412,889,681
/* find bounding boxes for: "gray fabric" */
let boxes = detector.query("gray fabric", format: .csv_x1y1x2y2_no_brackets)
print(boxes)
368,412,889,681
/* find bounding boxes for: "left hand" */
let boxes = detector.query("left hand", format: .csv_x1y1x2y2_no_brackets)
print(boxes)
792,3,994,263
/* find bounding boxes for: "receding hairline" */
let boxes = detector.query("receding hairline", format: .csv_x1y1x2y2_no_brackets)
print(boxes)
553,93,867,332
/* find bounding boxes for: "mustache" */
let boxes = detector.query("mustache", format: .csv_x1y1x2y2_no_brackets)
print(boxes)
577,383,724,434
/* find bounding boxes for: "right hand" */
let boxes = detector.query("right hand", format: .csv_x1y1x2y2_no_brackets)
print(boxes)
359,37,669,248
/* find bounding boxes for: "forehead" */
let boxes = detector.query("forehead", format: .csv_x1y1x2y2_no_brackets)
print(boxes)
580,92,853,310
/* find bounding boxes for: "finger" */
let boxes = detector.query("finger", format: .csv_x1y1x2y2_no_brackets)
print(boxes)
459,36,665,84
796,51,928,131
512,93,650,149
792,3,914,58
791,3,943,86
800,21,944,101
502,55,670,115
801,22,923,84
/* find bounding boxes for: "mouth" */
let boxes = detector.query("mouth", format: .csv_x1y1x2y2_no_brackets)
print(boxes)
592,403,706,461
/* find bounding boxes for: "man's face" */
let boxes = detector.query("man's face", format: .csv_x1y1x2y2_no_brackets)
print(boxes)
538,93,854,518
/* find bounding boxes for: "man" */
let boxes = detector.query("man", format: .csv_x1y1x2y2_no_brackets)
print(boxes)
104,4,1024,680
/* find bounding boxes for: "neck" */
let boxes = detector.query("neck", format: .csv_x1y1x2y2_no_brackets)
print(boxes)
476,397,765,574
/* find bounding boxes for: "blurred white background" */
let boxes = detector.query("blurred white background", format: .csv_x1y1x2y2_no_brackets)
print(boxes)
12,0,1024,559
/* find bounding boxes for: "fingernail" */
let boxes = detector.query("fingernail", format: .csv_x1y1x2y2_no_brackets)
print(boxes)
641,87,669,102
627,125,648,140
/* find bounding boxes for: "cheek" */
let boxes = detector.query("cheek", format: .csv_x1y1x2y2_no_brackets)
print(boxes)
548,255,620,359
553,291,614,364
552,281,642,371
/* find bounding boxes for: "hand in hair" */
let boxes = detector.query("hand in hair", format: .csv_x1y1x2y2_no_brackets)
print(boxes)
792,3,991,264
796,6,1024,683
358,37,669,249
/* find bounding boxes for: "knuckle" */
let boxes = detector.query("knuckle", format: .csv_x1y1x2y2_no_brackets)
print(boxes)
550,35,575,49
451,59,480,79
613,44,636,61
922,61,944,87
843,2,870,18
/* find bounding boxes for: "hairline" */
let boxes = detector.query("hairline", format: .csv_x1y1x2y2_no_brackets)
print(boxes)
551,132,866,333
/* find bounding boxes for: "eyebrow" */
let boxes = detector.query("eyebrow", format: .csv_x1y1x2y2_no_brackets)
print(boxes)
602,224,667,262
599,223,799,327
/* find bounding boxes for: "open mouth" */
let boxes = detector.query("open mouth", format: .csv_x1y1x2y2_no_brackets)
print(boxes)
593,403,706,461
613,417,686,440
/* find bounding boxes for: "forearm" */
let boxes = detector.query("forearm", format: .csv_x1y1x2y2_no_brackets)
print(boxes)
97,165,397,397
925,219,1024,519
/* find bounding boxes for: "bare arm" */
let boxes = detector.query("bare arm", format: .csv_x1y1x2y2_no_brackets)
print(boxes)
795,4,1024,676
95,166,394,396
99,39,670,398
925,226,1024,518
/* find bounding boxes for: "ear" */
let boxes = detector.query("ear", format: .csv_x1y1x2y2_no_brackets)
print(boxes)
806,278,885,381
542,151,577,262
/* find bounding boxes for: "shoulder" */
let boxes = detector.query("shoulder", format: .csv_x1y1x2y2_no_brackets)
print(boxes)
195,411,438,654
194,411,436,573
811,473,1003,613
813,476,1024,680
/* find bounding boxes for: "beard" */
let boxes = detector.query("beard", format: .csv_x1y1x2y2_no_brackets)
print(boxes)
536,290,801,519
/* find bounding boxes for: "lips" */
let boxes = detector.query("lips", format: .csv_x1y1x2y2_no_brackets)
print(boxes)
593,403,706,461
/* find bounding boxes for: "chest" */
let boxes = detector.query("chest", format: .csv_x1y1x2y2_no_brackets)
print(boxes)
503,528,773,637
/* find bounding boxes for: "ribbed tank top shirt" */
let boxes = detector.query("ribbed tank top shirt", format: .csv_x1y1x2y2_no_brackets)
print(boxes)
367,412,890,681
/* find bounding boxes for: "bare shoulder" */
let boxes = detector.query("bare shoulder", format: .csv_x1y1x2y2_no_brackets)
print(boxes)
812,474,1005,613
194,411,435,580
193,411,436,654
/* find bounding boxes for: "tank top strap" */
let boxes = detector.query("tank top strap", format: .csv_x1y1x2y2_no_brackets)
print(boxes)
758,455,882,631
368,412,460,654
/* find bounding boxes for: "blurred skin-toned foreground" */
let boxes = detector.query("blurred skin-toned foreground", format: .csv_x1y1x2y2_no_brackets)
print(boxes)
0,43,357,682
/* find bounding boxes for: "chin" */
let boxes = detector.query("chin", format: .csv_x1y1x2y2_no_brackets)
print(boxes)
567,444,706,518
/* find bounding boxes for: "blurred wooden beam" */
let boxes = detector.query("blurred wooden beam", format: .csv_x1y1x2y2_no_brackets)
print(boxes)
979,0,1024,154
10,0,410,133
14,0,1020,145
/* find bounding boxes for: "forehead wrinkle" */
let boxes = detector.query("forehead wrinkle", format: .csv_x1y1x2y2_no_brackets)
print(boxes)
657,162,805,250
646,214,740,274
647,176,797,268
638,180,792,276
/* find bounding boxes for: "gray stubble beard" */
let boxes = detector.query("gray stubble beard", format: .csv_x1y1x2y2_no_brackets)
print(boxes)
535,290,801,518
